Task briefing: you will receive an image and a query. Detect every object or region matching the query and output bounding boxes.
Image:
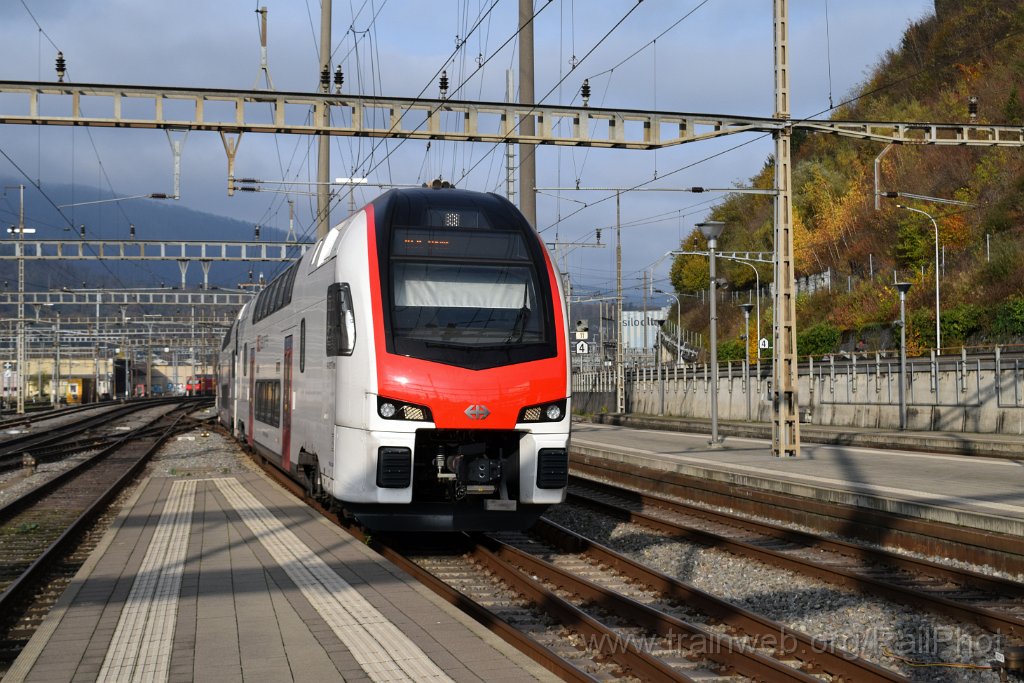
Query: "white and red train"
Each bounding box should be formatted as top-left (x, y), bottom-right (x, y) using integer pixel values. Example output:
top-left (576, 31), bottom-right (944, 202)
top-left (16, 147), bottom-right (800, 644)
top-left (217, 187), bottom-right (571, 531)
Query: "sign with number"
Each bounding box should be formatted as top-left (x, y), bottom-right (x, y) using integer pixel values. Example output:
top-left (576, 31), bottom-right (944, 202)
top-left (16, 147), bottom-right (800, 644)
top-left (759, 337), bottom-right (770, 350)
top-left (575, 340), bottom-right (589, 354)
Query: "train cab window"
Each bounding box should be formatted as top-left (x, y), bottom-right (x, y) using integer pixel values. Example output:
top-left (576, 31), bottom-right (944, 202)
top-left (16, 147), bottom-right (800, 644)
top-left (326, 283), bottom-right (356, 356)
top-left (377, 190), bottom-right (557, 370)
top-left (300, 319), bottom-right (306, 372)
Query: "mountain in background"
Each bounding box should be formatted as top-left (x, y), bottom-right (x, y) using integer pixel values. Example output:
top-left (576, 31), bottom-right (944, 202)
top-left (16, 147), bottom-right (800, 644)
top-left (0, 177), bottom-right (298, 294)
top-left (669, 0), bottom-right (1024, 359)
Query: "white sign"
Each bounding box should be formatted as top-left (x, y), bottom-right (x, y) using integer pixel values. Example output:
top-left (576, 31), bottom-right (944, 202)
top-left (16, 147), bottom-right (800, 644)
top-left (759, 337), bottom-right (770, 350)
top-left (575, 340), bottom-right (589, 354)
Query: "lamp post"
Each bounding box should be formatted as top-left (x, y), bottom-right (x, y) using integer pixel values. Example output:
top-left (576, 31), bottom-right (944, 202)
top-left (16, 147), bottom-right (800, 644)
top-left (739, 302), bottom-right (754, 421)
top-left (896, 282), bottom-right (912, 430)
top-left (653, 288), bottom-right (681, 363)
top-left (897, 205), bottom-right (940, 354)
top-left (698, 220), bottom-right (726, 447)
top-left (655, 320), bottom-right (666, 415)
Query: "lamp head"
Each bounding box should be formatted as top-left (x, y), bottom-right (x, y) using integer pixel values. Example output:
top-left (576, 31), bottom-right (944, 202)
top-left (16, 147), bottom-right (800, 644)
top-left (739, 302), bottom-right (754, 315)
top-left (895, 281), bottom-right (912, 295)
top-left (697, 220), bottom-right (726, 246)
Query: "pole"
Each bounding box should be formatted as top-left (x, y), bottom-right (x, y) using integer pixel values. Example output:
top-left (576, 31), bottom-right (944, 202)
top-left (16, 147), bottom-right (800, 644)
top-left (896, 283), bottom-right (911, 430)
top-left (740, 303), bottom-right (753, 421)
top-left (657, 324), bottom-right (665, 416)
top-left (708, 243), bottom-right (720, 446)
top-left (146, 324), bottom-right (153, 397)
top-left (518, 0), bottom-right (536, 226)
top-left (94, 293), bottom-right (101, 403)
top-left (15, 184), bottom-right (25, 414)
top-left (898, 205), bottom-right (941, 354)
top-left (506, 69), bottom-right (516, 204)
top-left (934, 217), bottom-right (941, 354)
top-left (52, 313), bottom-right (60, 407)
top-left (771, 0), bottom-right (800, 457)
top-left (615, 192), bottom-right (624, 414)
top-left (315, 0), bottom-right (332, 239)
top-left (190, 306), bottom-right (196, 394)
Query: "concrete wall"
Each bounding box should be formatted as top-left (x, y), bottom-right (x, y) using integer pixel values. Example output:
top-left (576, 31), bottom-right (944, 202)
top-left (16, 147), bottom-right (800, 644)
top-left (573, 351), bottom-right (1024, 435)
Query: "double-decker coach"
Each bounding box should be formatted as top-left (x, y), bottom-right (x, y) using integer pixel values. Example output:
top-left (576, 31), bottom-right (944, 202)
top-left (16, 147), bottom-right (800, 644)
top-left (218, 186), bottom-right (571, 531)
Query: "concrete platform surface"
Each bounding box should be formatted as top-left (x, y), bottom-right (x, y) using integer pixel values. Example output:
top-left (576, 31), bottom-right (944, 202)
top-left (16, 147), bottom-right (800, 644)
top-left (3, 472), bottom-right (556, 683)
top-left (572, 421), bottom-right (1024, 537)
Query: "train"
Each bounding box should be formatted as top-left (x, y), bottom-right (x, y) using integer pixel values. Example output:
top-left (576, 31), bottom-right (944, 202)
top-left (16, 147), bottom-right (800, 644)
top-left (217, 186), bottom-right (571, 531)
top-left (185, 374), bottom-right (216, 396)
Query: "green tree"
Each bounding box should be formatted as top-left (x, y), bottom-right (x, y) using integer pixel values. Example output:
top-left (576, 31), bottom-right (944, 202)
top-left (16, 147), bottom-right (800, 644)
top-left (797, 322), bottom-right (840, 357)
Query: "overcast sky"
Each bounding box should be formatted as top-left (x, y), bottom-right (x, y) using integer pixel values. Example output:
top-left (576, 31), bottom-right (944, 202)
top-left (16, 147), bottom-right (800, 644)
top-left (0, 0), bottom-right (935, 297)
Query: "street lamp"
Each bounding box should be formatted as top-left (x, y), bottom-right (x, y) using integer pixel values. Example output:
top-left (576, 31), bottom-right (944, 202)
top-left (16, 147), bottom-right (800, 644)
top-left (697, 220), bottom-right (726, 447)
top-left (897, 205), bottom-right (940, 354)
top-left (739, 302), bottom-right (754, 422)
top-left (653, 288), bottom-right (681, 363)
top-left (895, 282), bottom-right (912, 430)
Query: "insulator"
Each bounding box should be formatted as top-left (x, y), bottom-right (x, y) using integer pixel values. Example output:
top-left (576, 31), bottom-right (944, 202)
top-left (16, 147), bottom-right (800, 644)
top-left (129, 223), bottom-right (135, 240)
top-left (79, 224), bottom-right (85, 238)
top-left (439, 70), bottom-right (449, 98)
top-left (55, 51), bottom-right (66, 83)
top-left (237, 186), bottom-right (258, 192)
top-left (237, 177), bottom-right (261, 184)
top-left (581, 78), bottom-right (591, 107)
top-left (254, 225), bottom-right (261, 240)
top-left (319, 65), bottom-right (330, 92)
top-left (334, 65), bottom-right (344, 93)
top-left (595, 228), bottom-right (601, 244)
top-left (968, 95), bottom-right (978, 120)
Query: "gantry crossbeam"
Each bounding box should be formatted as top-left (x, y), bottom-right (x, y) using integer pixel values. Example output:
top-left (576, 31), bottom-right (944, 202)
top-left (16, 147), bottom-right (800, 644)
top-left (0, 80), bottom-right (777, 150)
top-left (0, 239), bottom-right (308, 262)
top-left (0, 290), bottom-right (251, 306)
top-left (3, 81), bottom-right (1024, 149)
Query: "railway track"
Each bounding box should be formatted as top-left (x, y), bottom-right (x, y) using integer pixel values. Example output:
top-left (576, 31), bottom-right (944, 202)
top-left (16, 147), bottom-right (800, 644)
top-left (0, 401), bottom-right (206, 670)
top-left (0, 398), bottom-right (209, 472)
top-left (565, 477), bottom-right (1024, 644)
top-left (571, 452), bottom-right (1024, 576)
top-left (248, 445), bottom-right (904, 681)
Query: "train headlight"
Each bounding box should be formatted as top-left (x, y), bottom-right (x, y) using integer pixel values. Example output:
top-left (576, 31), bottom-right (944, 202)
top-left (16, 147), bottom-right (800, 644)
top-left (518, 399), bottom-right (567, 423)
top-left (377, 396), bottom-right (433, 422)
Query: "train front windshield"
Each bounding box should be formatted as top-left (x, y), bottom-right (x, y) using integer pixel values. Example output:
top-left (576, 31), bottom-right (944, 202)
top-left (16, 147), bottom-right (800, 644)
top-left (384, 202), bottom-right (558, 369)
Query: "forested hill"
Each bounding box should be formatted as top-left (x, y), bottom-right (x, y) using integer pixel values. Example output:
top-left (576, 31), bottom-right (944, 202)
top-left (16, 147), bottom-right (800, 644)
top-left (669, 0), bottom-right (1024, 358)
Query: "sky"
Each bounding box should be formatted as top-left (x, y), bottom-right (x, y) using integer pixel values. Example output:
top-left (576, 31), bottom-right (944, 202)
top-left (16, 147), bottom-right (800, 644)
top-left (0, 0), bottom-right (936, 298)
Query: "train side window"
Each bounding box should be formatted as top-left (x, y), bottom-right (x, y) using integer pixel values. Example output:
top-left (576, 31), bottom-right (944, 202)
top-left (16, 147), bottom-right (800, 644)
top-left (326, 282), bottom-right (356, 356)
top-left (300, 319), bottom-right (306, 372)
top-left (243, 344), bottom-right (248, 375)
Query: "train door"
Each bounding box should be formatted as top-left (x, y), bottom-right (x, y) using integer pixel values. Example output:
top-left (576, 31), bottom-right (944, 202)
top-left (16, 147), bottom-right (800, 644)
top-left (247, 347), bottom-right (255, 447)
top-left (282, 335), bottom-right (293, 471)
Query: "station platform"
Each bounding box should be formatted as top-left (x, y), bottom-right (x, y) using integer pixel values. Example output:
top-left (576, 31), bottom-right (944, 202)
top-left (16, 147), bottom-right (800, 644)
top-left (572, 416), bottom-right (1024, 538)
top-left (3, 472), bottom-right (555, 683)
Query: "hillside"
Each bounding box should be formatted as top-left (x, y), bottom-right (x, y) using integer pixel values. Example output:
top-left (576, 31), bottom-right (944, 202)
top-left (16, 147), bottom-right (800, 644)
top-left (669, 0), bottom-right (1024, 360)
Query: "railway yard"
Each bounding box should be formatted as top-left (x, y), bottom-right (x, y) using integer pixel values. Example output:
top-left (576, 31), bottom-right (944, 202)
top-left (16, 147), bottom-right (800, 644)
top-left (0, 399), bottom-right (1020, 682)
